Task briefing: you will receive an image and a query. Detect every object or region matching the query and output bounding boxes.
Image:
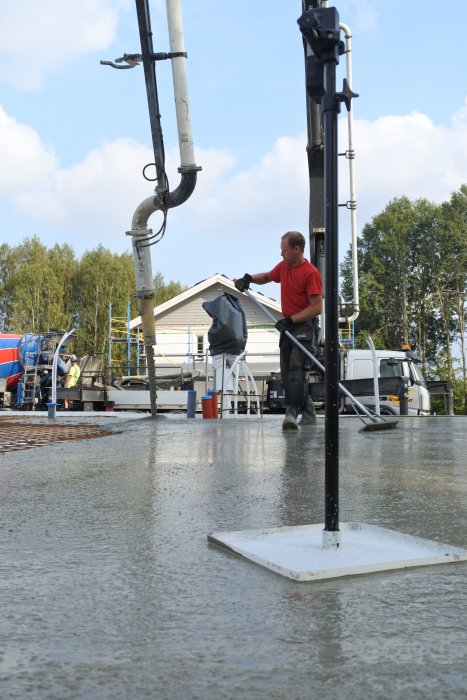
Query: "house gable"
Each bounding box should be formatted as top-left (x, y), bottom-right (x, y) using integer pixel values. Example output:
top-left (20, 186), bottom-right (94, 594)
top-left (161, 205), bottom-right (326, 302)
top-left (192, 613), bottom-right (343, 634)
top-left (130, 274), bottom-right (281, 330)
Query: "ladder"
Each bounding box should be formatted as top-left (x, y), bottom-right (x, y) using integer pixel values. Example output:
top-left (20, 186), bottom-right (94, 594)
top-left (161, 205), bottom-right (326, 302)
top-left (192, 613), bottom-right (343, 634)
top-left (18, 334), bottom-right (56, 409)
top-left (20, 366), bottom-right (39, 409)
top-left (215, 352), bottom-right (261, 417)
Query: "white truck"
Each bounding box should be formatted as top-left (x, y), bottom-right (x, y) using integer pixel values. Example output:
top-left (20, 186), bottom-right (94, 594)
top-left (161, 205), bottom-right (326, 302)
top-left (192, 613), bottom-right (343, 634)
top-left (342, 348), bottom-right (431, 416)
top-left (266, 346), bottom-right (431, 416)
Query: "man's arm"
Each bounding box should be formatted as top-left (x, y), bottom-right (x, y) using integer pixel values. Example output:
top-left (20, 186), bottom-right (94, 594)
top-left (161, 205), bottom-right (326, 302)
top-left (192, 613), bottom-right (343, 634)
top-left (233, 272), bottom-right (271, 285)
top-left (233, 272), bottom-right (271, 291)
top-left (249, 272), bottom-right (271, 285)
top-left (289, 294), bottom-right (322, 323)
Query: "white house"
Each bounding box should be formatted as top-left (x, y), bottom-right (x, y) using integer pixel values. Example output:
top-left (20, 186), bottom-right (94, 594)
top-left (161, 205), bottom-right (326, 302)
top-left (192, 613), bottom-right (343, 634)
top-left (130, 273), bottom-right (283, 380)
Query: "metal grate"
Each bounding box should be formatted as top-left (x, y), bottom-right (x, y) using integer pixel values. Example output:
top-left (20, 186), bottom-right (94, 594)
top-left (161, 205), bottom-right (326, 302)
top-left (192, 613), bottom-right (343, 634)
top-left (0, 419), bottom-right (116, 454)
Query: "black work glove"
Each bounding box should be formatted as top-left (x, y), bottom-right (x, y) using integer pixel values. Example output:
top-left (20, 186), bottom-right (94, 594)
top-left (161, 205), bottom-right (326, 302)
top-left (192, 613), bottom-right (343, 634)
top-left (235, 273), bottom-right (252, 292)
top-left (275, 317), bottom-right (294, 333)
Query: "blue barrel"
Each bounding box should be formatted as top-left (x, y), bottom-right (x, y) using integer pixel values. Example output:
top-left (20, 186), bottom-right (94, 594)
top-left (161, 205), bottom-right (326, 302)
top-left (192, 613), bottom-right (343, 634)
top-left (186, 390), bottom-right (197, 418)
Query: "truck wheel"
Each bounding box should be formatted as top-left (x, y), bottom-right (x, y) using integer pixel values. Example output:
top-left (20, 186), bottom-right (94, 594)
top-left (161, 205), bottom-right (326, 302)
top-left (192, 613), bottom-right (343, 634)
top-left (367, 404), bottom-right (398, 416)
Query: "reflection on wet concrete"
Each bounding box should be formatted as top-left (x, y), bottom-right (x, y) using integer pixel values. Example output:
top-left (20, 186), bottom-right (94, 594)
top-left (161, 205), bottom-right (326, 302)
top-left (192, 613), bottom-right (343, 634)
top-left (0, 414), bottom-right (466, 698)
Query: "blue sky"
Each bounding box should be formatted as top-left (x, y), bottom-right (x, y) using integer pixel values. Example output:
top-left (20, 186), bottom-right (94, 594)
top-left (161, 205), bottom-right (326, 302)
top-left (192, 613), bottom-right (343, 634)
top-left (1, 0), bottom-right (467, 297)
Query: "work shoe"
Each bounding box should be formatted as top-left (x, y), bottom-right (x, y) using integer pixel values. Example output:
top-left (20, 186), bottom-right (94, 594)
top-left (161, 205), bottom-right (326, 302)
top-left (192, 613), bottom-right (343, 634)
top-left (282, 406), bottom-right (299, 431)
top-left (299, 399), bottom-right (317, 426)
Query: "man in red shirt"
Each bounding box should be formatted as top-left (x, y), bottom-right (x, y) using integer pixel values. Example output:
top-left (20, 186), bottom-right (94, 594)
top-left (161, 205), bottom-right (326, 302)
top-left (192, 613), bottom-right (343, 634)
top-left (235, 231), bottom-right (322, 430)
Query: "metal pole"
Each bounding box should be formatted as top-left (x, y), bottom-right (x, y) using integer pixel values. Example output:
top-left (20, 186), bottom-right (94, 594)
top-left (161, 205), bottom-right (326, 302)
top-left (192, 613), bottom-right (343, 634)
top-left (367, 336), bottom-right (380, 416)
top-left (108, 303), bottom-right (112, 372)
top-left (339, 22), bottom-right (360, 323)
top-left (127, 301), bottom-right (131, 376)
top-left (298, 4), bottom-right (344, 547)
top-left (135, 0), bottom-right (168, 190)
top-left (51, 328), bottom-right (76, 406)
top-left (100, 0), bottom-right (201, 418)
top-left (137, 329), bottom-right (141, 375)
top-left (322, 58), bottom-right (340, 538)
top-left (187, 325), bottom-right (191, 371)
top-left (166, 0), bottom-right (197, 170)
top-left (399, 379), bottom-right (409, 415)
top-left (302, 0), bottom-right (326, 310)
top-left (446, 390), bottom-right (454, 416)
top-left (131, 0), bottom-right (201, 419)
top-left (132, 230), bottom-right (157, 417)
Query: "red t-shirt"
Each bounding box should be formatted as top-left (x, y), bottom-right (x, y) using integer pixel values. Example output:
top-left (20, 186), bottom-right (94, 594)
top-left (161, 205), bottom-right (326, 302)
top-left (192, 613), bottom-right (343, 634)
top-left (269, 259), bottom-right (322, 317)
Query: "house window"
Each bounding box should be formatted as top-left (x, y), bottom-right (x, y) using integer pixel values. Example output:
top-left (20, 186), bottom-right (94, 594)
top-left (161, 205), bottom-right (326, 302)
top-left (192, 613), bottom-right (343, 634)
top-left (197, 335), bottom-right (204, 357)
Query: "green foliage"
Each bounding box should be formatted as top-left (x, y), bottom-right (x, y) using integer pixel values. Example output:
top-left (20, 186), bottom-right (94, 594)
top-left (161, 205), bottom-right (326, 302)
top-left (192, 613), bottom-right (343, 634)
top-left (340, 188), bottom-right (467, 413)
top-left (424, 352), bottom-right (466, 415)
top-left (0, 239), bottom-right (188, 375)
top-left (73, 245), bottom-right (137, 358)
top-left (106, 271), bottom-right (187, 375)
top-left (153, 271), bottom-right (187, 305)
top-left (0, 237), bottom-right (78, 334)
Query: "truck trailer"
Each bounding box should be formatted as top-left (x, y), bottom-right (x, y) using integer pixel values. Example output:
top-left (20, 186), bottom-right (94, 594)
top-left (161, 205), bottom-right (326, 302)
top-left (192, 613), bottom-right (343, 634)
top-left (266, 346), bottom-right (431, 416)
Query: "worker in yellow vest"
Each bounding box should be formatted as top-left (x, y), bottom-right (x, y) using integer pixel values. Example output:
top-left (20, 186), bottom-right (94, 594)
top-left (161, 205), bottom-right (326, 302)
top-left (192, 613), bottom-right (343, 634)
top-left (63, 355), bottom-right (81, 410)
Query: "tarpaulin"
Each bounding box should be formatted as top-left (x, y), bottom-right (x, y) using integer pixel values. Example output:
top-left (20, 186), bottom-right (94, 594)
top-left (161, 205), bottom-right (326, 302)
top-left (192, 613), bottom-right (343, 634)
top-left (202, 294), bottom-right (248, 356)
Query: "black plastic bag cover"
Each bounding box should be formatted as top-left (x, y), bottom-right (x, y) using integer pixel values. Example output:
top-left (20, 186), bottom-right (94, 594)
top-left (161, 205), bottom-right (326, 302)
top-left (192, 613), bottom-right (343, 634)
top-left (202, 293), bottom-right (248, 356)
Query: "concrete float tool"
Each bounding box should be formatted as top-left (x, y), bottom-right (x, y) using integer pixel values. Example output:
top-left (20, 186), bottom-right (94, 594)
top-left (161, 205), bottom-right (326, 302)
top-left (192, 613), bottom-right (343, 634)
top-left (244, 289), bottom-right (398, 432)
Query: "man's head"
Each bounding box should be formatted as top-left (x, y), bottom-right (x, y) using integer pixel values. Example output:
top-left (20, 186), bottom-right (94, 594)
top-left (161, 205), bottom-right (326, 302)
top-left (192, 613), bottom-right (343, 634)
top-left (281, 231), bottom-right (306, 265)
top-left (282, 231), bottom-right (305, 251)
top-left (70, 355), bottom-right (78, 363)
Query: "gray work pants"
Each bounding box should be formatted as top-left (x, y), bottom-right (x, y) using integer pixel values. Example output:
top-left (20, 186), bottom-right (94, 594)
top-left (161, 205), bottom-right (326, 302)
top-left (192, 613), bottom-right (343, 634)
top-left (279, 319), bottom-right (318, 407)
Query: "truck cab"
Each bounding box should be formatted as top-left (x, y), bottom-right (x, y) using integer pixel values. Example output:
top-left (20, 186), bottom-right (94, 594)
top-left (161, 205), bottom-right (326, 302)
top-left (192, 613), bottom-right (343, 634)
top-left (343, 348), bottom-right (431, 416)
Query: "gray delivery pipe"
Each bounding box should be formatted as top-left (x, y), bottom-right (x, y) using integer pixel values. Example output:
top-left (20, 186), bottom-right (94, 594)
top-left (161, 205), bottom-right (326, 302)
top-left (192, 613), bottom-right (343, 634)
top-left (103, 0), bottom-right (200, 416)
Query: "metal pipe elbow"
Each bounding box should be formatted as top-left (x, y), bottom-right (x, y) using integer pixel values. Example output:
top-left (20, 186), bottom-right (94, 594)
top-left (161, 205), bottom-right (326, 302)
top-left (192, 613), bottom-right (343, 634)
top-left (131, 170), bottom-right (198, 231)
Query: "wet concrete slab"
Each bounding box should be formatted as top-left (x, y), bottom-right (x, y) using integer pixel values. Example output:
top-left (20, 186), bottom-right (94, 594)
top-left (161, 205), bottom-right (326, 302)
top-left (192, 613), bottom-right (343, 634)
top-left (0, 413), bottom-right (466, 699)
top-left (208, 521), bottom-right (467, 581)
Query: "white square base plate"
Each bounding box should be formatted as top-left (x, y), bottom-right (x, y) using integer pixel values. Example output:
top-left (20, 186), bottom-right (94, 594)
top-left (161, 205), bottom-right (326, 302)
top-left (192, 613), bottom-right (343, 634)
top-left (208, 522), bottom-right (467, 581)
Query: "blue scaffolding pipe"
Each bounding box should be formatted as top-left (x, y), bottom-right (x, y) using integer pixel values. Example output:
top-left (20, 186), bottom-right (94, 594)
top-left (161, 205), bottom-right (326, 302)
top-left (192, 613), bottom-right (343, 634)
top-left (126, 301), bottom-right (131, 376)
top-left (108, 303), bottom-right (113, 370)
top-left (187, 325), bottom-right (191, 370)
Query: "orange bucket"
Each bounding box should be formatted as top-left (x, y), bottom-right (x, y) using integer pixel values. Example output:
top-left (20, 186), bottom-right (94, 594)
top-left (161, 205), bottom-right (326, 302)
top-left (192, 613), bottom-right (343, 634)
top-left (201, 395), bottom-right (213, 419)
top-left (208, 390), bottom-right (219, 419)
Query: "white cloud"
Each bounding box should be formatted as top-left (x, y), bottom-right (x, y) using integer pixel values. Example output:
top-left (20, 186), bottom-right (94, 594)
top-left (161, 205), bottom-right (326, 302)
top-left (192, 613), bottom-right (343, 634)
top-left (14, 138), bottom-right (155, 245)
top-left (351, 102), bottom-right (467, 228)
top-left (0, 0), bottom-right (127, 90)
top-left (8, 137), bottom-right (237, 254)
top-left (0, 106), bottom-right (58, 191)
top-left (192, 135), bottom-right (309, 236)
top-left (1, 100), bottom-right (467, 285)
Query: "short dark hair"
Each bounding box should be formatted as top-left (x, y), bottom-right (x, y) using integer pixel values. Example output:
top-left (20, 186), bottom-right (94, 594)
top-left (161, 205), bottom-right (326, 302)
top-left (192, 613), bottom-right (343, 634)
top-left (282, 231), bottom-right (306, 252)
